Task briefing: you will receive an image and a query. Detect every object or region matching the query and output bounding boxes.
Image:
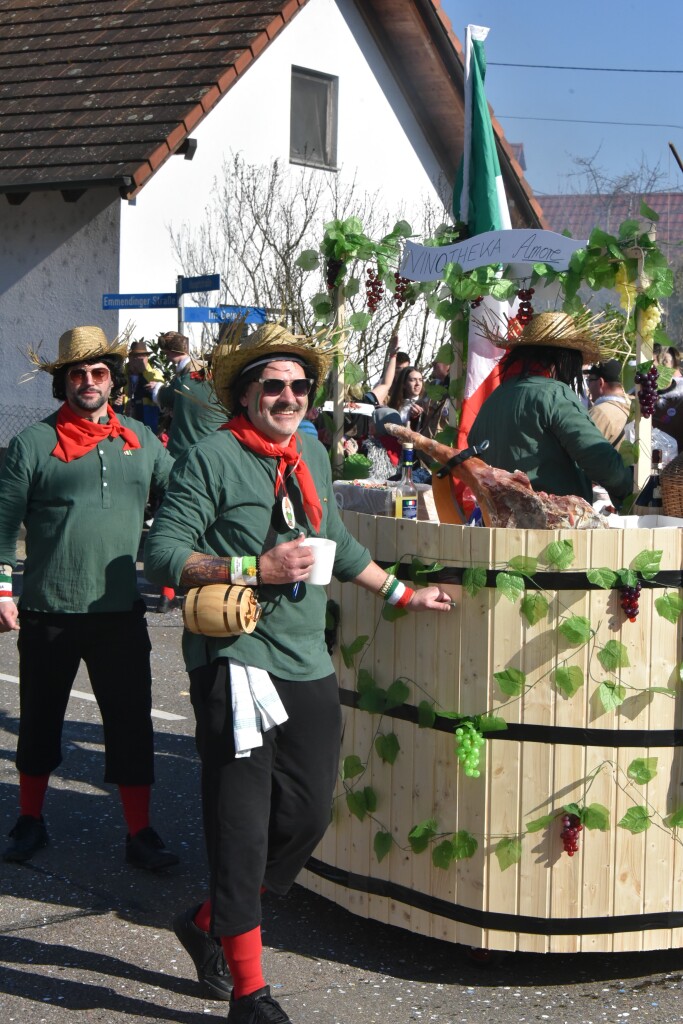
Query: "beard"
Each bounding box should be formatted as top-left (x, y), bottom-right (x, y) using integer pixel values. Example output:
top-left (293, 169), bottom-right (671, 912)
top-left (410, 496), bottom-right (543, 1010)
top-left (70, 389), bottom-right (109, 414)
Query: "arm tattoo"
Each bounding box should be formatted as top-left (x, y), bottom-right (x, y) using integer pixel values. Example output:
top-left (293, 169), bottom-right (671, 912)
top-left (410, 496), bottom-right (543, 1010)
top-left (180, 553), bottom-right (230, 586)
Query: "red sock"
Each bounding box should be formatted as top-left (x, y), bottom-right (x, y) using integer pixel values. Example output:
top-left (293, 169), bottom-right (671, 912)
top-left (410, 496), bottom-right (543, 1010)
top-left (220, 926), bottom-right (265, 999)
top-left (194, 899), bottom-right (212, 933)
top-left (161, 586), bottom-right (175, 600)
top-left (19, 772), bottom-right (50, 818)
top-left (118, 784), bottom-right (151, 836)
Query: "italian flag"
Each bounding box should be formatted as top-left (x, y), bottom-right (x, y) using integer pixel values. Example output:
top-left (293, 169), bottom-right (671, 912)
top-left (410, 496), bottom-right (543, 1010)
top-left (454, 25), bottom-right (511, 449)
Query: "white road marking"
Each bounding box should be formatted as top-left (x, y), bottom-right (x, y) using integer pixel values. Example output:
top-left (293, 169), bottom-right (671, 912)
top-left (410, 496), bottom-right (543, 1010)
top-left (0, 672), bottom-right (186, 721)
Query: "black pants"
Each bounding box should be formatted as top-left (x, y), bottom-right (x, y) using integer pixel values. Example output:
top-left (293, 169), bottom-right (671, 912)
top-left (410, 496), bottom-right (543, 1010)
top-left (16, 605), bottom-right (155, 784)
top-left (189, 660), bottom-right (341, 936)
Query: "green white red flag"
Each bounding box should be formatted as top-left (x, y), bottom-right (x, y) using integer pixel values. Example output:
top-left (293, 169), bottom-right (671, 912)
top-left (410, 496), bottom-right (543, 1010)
top-left (454, 25), bottom-right (511, 448)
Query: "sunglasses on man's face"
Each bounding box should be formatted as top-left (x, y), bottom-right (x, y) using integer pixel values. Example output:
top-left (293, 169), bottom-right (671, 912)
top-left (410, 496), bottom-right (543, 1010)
top-left (257, 377), bottom-right (314, 397)
top-left (67, 366), bottom-right (111, 384)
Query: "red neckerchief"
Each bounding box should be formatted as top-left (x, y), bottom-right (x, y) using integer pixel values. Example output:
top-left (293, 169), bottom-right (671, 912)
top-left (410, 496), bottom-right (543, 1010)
top-left (222, 414), bottom-right (323, 533)
top-left (52, 403), bottom-right (142, 463)
top-left (501, 362), bottom-right (553, 382)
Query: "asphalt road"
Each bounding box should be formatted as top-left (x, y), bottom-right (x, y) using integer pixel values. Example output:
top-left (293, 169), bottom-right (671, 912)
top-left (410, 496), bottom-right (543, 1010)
top-left (3, 561), bottom-right (683, 1023)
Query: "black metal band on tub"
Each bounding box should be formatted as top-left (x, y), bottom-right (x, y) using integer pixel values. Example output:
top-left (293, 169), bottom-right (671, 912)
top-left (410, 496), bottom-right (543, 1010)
top-left (375, 561), bottom-right (683, 590)
top-left (305, 857), bottom-right (683, 935)
top-left (338, 688), bottom-right (683, 747)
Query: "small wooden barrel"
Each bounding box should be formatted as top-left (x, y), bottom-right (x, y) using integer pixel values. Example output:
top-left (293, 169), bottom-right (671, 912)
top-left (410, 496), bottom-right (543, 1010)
top-left (182, 584), bottom-right (262, 637)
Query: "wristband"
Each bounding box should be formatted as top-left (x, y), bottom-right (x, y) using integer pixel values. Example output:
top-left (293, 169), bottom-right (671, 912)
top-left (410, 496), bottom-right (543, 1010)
top-left (385, 580), bottom-right (415, 607)
top-left (230, 555), bottom-right (259, 587)
top-left (0, 596), bottom-right (14, 603)
top-left (0, 566), bottom-right (11, 600)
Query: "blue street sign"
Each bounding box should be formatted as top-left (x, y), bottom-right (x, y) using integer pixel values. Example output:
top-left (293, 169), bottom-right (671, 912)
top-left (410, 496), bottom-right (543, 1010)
top-left (180, 273), bottom-right (221, 294)
top-left (102, 293), bottom-right (177, 310)
top-left (182, 305), bottom-right (268, 324)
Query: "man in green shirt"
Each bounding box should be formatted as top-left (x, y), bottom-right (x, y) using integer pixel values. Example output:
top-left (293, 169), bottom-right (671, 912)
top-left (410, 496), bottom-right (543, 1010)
top-left (145, 323), bottom-right (453, 1024)
top-left (0, 326), bottom-right (178, 872)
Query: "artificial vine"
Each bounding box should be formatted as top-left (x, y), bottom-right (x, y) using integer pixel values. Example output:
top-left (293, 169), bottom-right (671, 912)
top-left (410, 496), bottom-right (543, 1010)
top-left (336, 540), bottom-right (683, 872)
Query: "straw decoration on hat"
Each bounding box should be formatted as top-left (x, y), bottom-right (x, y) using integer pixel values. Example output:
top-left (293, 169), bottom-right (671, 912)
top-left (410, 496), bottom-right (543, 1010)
top-left (26, 324), bottom-right (132, 377)
top-left (473, 308), bottom-right (626, 365)
top-left (211, 320), bottom-right (339, 413)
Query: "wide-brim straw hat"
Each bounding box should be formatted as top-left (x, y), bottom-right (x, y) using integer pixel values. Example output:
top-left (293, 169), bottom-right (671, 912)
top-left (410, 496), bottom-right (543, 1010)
top-left (212, 322), bottom-right (338, 412)
top-left (475, 309), bottom-right (620, 365)
top-left (28, 325), bottom-right (129, 375)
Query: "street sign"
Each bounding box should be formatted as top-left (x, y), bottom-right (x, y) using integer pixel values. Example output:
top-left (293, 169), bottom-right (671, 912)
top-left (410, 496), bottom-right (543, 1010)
top-left (102, 293), bottom-right (177, 310)
top-left (179, 273), bottom-right (221, 294)
top-left (182, 305), bottom-right (268, 324)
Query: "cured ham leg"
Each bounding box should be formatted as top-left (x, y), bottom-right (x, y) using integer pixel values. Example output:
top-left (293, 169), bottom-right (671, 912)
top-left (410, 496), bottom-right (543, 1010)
top-left (384, 423), bottom-right (607, 530)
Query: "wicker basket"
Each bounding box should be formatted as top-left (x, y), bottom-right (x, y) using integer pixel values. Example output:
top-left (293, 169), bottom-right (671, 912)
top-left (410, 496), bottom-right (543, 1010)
top-left (661, 452), bottom-right (683, 518)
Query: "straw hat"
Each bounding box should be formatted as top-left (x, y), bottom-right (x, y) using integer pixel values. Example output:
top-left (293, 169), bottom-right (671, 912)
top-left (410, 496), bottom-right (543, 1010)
top-left (475, 309), bottom-right (620, 364)
top-left (28, 326), bottom-right (129, 375)
top-left (212, 322), bottom-right (337, 412)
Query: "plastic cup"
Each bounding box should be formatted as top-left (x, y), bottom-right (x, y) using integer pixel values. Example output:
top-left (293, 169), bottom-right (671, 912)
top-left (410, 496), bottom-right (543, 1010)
top-left (304, 538), bottom-right (337, 585)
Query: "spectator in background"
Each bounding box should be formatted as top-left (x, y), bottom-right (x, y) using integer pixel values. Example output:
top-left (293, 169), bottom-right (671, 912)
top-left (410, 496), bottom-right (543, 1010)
top-left (122, 340), bottom-right (165, 433)
top-left (149, 332), bottom-right (225, 613)
top-left (387, 365), bottom-right (425, 428)
top-left (363, 335), bottom-right (410, 408)
top-left (584, 359), bottom-right (632, 448)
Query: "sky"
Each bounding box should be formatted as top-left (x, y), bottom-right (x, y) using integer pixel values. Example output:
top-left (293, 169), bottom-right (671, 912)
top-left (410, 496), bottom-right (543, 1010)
top-left (440, 0), bottom-right (683, 197)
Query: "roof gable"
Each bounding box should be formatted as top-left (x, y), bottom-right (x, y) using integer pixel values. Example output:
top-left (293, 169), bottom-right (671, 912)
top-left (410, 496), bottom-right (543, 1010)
top-left (0, 0), bottom-right (543, 227)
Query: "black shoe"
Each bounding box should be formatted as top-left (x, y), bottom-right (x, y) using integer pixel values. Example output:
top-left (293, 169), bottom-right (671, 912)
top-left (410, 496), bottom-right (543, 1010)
top-left (125, 827), bottom-right (179, 871)
top-left (227, 986), bottom-right (291, 1023)
top-left (156, 595), bottom-right (174, 614)
top-left (3, 814), bottom-right (49, 863)
top-left (173, 904), bottom-right (232, 1001)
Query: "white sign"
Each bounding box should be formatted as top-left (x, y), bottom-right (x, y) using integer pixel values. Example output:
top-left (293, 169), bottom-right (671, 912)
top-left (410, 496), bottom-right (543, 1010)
top-left (399, 230), bottom-right (587, 282)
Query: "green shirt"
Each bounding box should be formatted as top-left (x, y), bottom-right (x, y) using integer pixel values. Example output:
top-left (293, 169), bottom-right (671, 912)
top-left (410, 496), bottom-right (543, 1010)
top-left (145, 429), bottom-right (372, 679)
top-left (158, 365), bottom-right (225, 458)
top-left (469, 376), bottom-right (633, 502)
top-left (0, 410), bottom-right (174, 613)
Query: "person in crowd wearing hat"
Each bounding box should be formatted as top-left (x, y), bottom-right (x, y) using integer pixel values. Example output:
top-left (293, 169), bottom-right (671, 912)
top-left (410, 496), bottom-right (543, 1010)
top-left (144, 323), bottom-right (453, 1023)
top-left (149, 331), bottom-right (225, 612)
top-left (150, 331), bottom-right (225, 459)
top-left (0, 326), bottom-right (179, 871)
top-left (119, 339), bottom-right (165, 433)
top-left (468, 311), bottom-right (633, 504)
top-left (584, 359), bottom-right (633, 448)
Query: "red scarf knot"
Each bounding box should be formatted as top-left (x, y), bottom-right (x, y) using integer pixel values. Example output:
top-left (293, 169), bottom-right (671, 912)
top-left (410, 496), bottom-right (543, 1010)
top-left (52, 403), bottom-right (142, 462)
top-left (222, 414), bottom-right (323, 533)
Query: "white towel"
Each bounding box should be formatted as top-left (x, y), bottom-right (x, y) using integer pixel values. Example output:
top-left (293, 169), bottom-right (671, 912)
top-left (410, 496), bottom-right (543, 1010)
top-left (229, 658), bottom-right (289, 758)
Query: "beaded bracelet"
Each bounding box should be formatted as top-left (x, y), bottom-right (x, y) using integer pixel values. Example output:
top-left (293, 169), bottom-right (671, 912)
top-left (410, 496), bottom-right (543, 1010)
top-left (378, 573), bottom-right (397, 599)
top-left (230, 555), bottom-right (259, 587)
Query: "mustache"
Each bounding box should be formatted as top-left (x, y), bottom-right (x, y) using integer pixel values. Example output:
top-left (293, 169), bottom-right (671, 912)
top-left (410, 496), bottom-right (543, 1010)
top-left (271, 403), bottom-right (300, 414)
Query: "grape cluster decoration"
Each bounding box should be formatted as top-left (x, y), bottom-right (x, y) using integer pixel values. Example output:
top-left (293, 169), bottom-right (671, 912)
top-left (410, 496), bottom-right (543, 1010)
top-left (365, 267), bottom-right (385, 312)
top-left (561, 813), bottom-right (583, 857)
top-left (619, 581), bottom-right (642, 623)
top-left (516, 287), bottom-right (535, 325)
top-left (393, 272), bottom-right (411, 309)
top-left (455, 721), bottom-right (485, 778)
top-left (634, 364), bottom-right (659, 418)
top-left (326, 257), bottom-right (344, 290)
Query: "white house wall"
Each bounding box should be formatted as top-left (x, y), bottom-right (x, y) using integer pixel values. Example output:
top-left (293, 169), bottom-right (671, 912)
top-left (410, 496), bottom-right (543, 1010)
top-left (118, 0), bottom-right (448, 341)
top-left (0, 190), bottom-right (120, 434)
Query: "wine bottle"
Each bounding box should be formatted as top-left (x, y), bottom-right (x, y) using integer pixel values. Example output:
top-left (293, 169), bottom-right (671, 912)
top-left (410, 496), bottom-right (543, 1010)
top-left (634, 448), bottom-right (663, 510)
top-left (394, 442), bottom-right (418, 519)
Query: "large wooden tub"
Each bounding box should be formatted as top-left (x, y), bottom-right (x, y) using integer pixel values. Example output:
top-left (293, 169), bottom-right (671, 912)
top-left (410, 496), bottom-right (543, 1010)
top-left (301, 512), bottom-right (683, 954)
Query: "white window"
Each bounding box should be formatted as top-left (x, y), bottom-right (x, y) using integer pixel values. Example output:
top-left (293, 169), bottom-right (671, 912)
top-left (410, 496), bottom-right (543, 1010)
top-left (290, 67), bottom-right (338, 170)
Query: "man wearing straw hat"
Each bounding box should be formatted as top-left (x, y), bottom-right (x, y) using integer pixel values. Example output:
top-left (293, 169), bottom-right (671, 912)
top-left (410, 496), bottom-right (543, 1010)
top-left (0, 326), bottom-right (179, 872)
top-left (152, 330), bottom-right (225, 459)
top-left (468, 310), bottom-right (633, 505)
top-left (145, 322), bottom-right (452, 1023)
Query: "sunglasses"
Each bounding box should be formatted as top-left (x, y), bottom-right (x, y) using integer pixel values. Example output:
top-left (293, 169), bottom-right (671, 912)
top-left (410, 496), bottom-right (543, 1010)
top-left (257, 377), bottom-right (314, 397)
top-left (67, 366), bottom-right (111, 384)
